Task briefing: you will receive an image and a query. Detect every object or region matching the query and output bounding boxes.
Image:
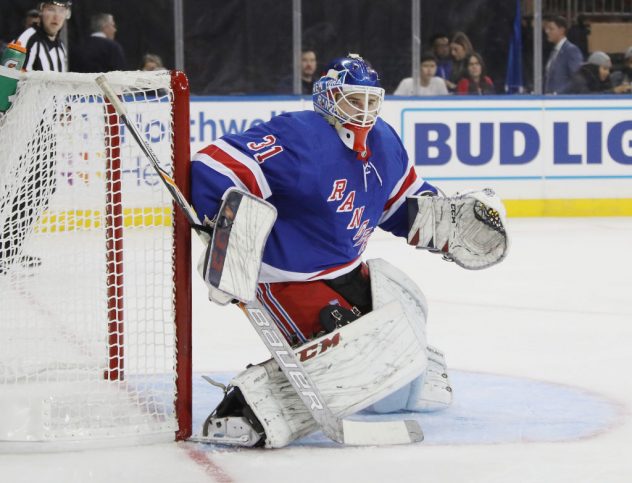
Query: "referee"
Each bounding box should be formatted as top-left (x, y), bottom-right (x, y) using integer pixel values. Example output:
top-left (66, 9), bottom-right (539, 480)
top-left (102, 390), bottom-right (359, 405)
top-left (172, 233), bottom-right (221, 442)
top-left (0, 1), bottom-right (71, 273)
top-left (16, 1), bottom-right (71, 72)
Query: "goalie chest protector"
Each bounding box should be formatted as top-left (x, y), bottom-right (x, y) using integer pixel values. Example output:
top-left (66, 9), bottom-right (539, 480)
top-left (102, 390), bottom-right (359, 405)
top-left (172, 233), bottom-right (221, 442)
top-left (191, 110), bottom-right (436, 282)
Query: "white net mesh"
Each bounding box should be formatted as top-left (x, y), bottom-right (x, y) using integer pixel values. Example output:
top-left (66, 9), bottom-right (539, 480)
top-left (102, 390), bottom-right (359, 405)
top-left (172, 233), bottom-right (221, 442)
top-left (0, 71), bottom-right (184, 448)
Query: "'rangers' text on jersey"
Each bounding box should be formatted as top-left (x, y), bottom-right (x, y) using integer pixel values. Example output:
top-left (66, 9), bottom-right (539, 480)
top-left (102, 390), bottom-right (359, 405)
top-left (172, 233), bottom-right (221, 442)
top-left (191, 110), bottom-right (437, 283)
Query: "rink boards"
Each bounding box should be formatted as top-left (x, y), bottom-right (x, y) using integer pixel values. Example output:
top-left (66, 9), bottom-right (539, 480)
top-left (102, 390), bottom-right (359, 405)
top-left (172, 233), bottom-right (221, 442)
top-left (188, 95), bottom-right (632, 217)
top-left (45, 95), bottom-right (632, 220)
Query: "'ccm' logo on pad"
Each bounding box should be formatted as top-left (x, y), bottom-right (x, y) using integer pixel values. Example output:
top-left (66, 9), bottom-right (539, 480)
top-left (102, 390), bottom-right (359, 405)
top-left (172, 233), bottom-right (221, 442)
top-left (297, 333), bottom-right (341, 362)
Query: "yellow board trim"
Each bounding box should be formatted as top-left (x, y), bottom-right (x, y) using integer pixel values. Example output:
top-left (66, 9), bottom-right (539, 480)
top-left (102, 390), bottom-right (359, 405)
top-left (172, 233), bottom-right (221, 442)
top-left (505, 199), bottom-right (632, 217)
top-left (36, 207), bottom-right (173, 233)
top-left (32, 199), bottom-right (632, 232)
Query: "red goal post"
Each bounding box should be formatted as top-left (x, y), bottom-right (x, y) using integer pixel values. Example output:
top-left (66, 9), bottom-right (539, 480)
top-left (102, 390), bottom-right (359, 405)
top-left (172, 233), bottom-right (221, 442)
top-left (0, 70), bottom-right (192, 450)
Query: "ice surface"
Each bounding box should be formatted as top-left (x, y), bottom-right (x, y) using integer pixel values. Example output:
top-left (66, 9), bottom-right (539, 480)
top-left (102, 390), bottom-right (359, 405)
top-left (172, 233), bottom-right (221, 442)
top-left (1, 218), bottom-right (631, 483)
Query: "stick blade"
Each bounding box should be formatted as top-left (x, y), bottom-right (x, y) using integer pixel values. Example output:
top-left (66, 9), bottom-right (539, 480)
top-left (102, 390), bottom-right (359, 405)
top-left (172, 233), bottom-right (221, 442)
top-left (341, 419), bottom-right (423, 446)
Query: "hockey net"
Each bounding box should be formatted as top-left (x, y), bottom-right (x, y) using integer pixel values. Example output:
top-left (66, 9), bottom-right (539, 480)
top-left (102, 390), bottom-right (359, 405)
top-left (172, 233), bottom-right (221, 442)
top-left (0, 70), bottom-right (191, 450)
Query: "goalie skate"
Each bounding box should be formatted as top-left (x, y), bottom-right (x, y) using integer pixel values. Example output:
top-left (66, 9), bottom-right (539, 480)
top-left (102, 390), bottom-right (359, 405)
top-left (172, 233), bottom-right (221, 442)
top-left (192, 416), bottom-right (263, 447)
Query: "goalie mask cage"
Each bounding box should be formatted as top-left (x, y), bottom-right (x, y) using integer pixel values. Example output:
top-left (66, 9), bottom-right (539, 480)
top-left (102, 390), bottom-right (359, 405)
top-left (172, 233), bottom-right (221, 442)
top-left (0, 70), bottom-right (191, 451)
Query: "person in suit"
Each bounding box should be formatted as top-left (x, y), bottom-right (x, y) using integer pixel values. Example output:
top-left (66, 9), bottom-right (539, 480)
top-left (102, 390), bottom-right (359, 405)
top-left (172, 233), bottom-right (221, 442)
top-left (543, 15), bottom-right (583, 94)
top-left (70, 13), bottom-right (126, 73)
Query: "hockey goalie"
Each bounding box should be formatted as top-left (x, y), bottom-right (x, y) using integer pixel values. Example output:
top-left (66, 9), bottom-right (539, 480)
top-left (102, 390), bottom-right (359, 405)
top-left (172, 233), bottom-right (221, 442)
top-left (190, 54), bottom-right (509, 448)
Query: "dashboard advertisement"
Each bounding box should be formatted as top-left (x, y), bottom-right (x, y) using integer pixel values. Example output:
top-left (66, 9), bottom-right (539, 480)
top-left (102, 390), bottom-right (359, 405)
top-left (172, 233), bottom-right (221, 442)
top-left (189, 96), bottom-right (632, 215)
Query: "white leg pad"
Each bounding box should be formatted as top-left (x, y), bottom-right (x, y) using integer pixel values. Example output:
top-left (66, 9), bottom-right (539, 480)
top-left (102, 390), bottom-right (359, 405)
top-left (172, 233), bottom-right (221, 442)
top-left (368, 258), bottom-right (428, 325)
top-left (229, 258), bottom-right (450, 447)
top-left (231, 299), bottom-right (428, 448)
top-left (366, 260), bottom-right (452, 413)
top-left (365, 345), bottom-right (452, 413)
top-left (408, 345), bottom-right (452, 412)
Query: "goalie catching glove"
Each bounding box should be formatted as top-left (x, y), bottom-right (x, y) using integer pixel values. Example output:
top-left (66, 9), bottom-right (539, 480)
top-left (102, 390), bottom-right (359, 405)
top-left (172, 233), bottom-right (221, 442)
top-left (407, 188), bottom-right (509, 270)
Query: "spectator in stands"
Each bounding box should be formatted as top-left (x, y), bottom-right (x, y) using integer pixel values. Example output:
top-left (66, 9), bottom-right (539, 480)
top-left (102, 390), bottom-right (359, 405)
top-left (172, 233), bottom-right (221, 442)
top-left (70, 13), bottom-right (126, 73)
top-left (543, 15), bottom-right (583, 94)
top-left (16, 0), bottom-right (70, 72)
top-left (446, 32), bottom-right (473, 91)
top-left (300, 49), bottom-right (318, 93)
top-left (140, 53), bottom-right (165, 71)
top-left (610, 46), bottom-right (632, 93)
top-left (138, 54), bottom-right (168, 98)
top-left (429, 33), bottom-right (452, 81)
top-left (562, 51), bottom-right (630, 94)
top-left (24, 9), bottom-right (41, 29)
top-left (276, 49), bottom-right (318, 94)
top-left (456, 52), bottom-right (495, 95)
top-left (393, 53), bottom-right (449, 96)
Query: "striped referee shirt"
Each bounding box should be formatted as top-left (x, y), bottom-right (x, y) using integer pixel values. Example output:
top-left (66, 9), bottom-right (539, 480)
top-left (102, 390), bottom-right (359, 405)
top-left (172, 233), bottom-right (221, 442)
top-left (16, 27), bottom-right (67, 72)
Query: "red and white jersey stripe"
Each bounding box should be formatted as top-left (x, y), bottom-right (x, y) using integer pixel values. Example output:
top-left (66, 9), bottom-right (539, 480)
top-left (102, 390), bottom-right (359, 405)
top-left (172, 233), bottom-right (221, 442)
top-left (193, 139), bottom-right (272, 199)
top-left (190, 111), bottom-right (438, 285)
top-left (379, 164), bottom-right (425, 225)
top-left (259, 257), bottom-right (362, 283)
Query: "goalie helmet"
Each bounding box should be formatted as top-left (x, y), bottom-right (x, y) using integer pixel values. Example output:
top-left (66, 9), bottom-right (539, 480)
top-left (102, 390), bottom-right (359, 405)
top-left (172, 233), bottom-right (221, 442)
top-left (313, 54), bottom-right (385, 155)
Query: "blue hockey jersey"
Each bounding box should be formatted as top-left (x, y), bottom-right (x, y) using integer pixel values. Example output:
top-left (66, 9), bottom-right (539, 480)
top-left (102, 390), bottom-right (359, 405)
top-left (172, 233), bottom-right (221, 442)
top-left (191, 110), bottom-right (437, 283)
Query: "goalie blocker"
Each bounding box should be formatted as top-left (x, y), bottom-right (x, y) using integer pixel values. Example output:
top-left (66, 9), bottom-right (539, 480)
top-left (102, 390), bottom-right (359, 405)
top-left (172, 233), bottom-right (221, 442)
top-left (198, 188), bottom-right (277, 305)
top-left (407, 188), bottom-right (509, 270)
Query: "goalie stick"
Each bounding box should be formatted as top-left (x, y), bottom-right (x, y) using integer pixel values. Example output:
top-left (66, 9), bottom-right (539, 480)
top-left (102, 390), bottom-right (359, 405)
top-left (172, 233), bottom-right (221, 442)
top-left (95, 75), bottom-right (205, 237)
top-left (95, 74), bottom-right (423, 446)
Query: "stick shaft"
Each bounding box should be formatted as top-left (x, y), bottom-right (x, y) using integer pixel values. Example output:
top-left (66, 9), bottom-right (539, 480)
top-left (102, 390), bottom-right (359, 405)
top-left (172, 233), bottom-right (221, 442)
top-left (96, 75), bottom-right (202, 229)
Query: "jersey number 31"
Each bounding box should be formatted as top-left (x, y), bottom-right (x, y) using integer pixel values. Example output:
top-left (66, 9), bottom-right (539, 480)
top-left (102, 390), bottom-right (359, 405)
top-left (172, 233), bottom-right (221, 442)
top-left (247, 135), bottom-right (284, 164)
